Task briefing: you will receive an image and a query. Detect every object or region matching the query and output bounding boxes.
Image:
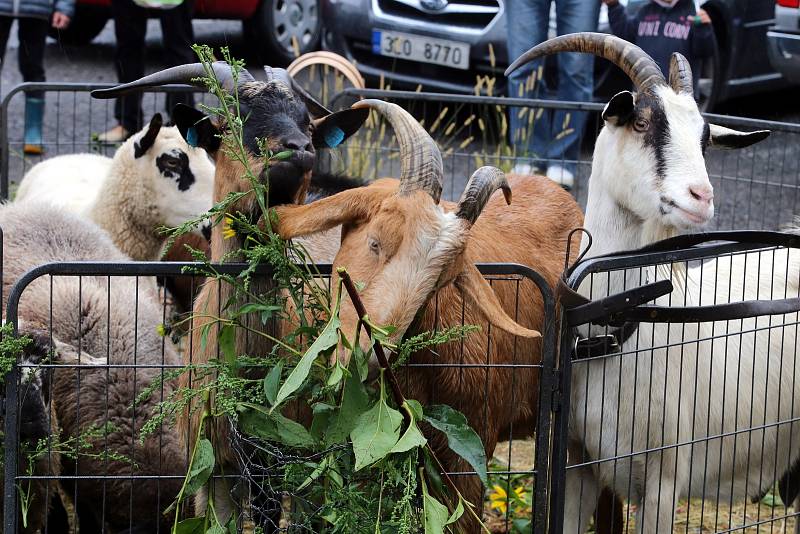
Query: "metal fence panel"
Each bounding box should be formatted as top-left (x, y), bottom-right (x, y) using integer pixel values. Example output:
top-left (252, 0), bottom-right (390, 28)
top-left (3, 84), bottom-right (800, 232)
top-left (2, 261), bottom-right (556, 533)
top-left (556, 232), bottom-right (800, 534)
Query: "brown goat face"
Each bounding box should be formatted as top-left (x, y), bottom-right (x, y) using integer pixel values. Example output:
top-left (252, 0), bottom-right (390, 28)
top-left (329, 188), bottom-right (471, 371)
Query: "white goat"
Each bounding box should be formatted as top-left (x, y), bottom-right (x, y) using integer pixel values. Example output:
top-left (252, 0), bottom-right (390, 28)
top-left (507, 33), bottom-right (795, 534)
top-left (15, 113), bottom-right (214, 260)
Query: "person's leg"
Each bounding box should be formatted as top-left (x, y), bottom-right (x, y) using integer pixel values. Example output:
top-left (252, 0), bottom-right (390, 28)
top-left (506, 0), bottom-right (551, 171)
top-left (546, 0), bottom-right (599, 181)
top-left (160, 0), bottom-right (195, 118)
top-left (111, 0), bottom-right (148, 134)
top-left (18, 17), bottom-right (49, 153)
top-left (0, 16), bottom-right (14, 67)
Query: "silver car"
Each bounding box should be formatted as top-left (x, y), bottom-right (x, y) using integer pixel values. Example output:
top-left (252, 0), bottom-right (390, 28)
top-left (768, 1), bottom-right (800, 84)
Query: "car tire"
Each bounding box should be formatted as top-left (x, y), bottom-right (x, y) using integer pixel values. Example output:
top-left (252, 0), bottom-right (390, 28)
top-left (243, 0), bottom-right (322, 67)
top-left (48, 4), bottom-right (109, 45)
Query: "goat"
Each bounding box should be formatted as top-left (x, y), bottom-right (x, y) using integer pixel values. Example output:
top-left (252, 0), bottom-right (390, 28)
top-left (91, 61), bottom-right (372, 527)
top-left (15, 113), bottom-right (215, 261)
top-left (272, 99), bottom-right (582, 529)
top-left (507, 33), bottom-right (782, 533)
top-left (0, 202), bottom-right (186, 532)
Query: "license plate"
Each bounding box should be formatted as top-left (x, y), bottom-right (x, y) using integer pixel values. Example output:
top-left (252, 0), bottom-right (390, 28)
top-left (372, 30), bottom-right (470, 70)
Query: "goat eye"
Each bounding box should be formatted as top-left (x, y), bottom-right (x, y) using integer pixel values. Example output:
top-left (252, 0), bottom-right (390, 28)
top-left (633, 119), bottom-right (649, 132)
top-left (368, 238), bottom-right (380, 254)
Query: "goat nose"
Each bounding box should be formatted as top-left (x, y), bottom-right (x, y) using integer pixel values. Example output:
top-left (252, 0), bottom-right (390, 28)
top-left (281, 137), bottom-right (312, 152)
top-left (689, 185), bottom-right (714, 204)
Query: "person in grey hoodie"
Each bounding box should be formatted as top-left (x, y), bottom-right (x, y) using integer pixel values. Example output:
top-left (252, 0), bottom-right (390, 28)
top-left (0, 0), bottom-right (74, 155)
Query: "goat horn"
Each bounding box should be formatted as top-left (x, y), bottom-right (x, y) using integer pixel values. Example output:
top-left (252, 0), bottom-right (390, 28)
top-left (91, 62), bottom-right (255, 98)
top-left (669, 53), bottom-right (694, 95)
top-left (456, 166), bottom-right (511, 225)
top-left (506, 32), bottom-right (666, 94)
top-left (352, 99), bottom-right (443, 203)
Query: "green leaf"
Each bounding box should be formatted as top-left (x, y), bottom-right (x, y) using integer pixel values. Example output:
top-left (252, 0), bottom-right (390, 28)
top-left (327, 361), bottom-right (345, 387)
top-left (296, 455), bottom-right (328, 491)
top-left (273, 315), bottom-right (340, 409)
top-left (422, 482), bottom-right (450, 534)
top-left (173, 517), bottom-right (205, 534)
top-left (424, 404), bottom-right (488, 486)
top-left (761, 489), bottom-right (785, 508)
top-left (389, 419), bottom-right (427, 454)
top-left (350, 395), bottom-right (403, 470)
top-left (447, 497), bottom-right (465, 525)
top-left (272, 149), bottom-right (294, 161)
top-left (310, 403), bottom-right (334, 440)
top-left (238, 404), bottom-right (314, 449)
top-left (206, 524), bottom-right (226, 534)
top-left (184, 439), bottom-right (215, 497)
top-left (218, 324), bottom-right (236, 364)
top-left (263, 360), bottom-right (283, 406)
top-left (325, 364), bottom-right (369, 445)
top-left (405, 399), bottom-right (424, 421)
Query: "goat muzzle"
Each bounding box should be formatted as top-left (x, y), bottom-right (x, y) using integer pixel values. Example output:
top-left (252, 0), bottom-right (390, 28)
top-left (505, 32), bottom-right (667, 95)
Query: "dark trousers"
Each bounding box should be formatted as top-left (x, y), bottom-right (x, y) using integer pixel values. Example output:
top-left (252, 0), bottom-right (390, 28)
top-left (111, 0), bottom-right (196, 132)
top-left (0, 16), bottom-right (48, 99)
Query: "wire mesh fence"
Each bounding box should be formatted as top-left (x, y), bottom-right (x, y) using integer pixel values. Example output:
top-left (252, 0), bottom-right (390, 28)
top-left (556, 231), bottom-right (800, 534)
top-left (3, 84), bottom-right (800, 233)
top-left (1, 261), bottom-right (555, 534)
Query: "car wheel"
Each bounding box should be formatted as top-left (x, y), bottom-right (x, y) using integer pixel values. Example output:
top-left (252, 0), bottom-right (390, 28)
top-left (244, 0), bottom-right (322, 66)
top-left (696, 26), bottom-right (722, 112)
top-left (48, 4), bottom-right (108, 45)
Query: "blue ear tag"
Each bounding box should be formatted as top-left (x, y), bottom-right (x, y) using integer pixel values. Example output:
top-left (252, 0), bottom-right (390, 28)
top-left (186, 126), bottom-right (199, 147)
top-left (324, 126), bottom-right (345, 148)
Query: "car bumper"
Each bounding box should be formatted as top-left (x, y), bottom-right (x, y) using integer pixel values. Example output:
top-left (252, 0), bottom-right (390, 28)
top-left (321, 0), bottom-right (508, 93)
top-left (767, 30), bottom-right (800, 85)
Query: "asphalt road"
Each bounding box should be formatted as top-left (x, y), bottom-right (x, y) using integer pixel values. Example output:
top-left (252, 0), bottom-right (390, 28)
top-left (1, 19), bottom-right (799, 232)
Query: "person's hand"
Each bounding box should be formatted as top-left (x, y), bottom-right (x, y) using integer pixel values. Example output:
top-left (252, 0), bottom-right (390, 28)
top-left (52, 11), bottom-right (70, 30)
top-left (696, 8), bottom-right (711, 25)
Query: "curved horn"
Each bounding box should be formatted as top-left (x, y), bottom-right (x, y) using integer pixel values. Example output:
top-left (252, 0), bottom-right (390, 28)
top-left (352, 99), bottom-right (443, 203)
top-left (669, 53), bottom-right (694, 95)
top-left (91, 62), bottom-right (255, 99)
top-left (506, 32), bottom-right (666, 94)
top-left (455, 166), bottom-right (511, 225)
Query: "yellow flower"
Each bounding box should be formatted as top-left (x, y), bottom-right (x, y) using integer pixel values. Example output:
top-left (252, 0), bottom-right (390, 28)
top-left (489, 484), bottom-right (508, 515)
top-left (222, 215), bottom-right (236, 240)
top-left (514, 486), bottom-right (527, 499)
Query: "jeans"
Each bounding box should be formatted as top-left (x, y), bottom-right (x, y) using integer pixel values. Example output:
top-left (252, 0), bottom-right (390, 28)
top-left (506, 0), bottom-right (599, 173)
top-left (111, 0), bottom-right (196, 132)
top-left (0, 16), bottom-right (48, 99)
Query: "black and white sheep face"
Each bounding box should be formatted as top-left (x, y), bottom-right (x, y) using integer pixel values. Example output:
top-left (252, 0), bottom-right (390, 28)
top-left (130, 116), bottom-right (215, 232)
top-left (597, 86), bottom-right (767, 232)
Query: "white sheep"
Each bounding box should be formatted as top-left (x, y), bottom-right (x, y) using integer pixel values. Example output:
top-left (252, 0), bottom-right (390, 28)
top-left (507, 33), bottom-right (796, 534)
top-left (15, 113), bottom-right (214, 260)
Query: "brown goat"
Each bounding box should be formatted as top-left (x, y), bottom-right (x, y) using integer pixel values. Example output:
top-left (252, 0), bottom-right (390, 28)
top-left (270, 99), bottom-right (582, 530)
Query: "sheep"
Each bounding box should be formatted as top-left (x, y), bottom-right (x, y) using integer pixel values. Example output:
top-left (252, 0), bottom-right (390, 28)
top-left (0, 201), bottom-right (186, 532)
top-left (506, 33), bottom-right (786, 533)
top-left (14, 112), bottom-right (215, 261)
top-left (90, 61), bottom-right (373, 527)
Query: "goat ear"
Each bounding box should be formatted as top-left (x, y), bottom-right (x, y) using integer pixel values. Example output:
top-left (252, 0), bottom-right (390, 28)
top-left (602, 91), bottom-right (635, 126)
top-left (272, 184), bottom-right (389, 238)
top-left (312, 108), bottom-right (369, 149)
top-left (134, 113), bottom-right (163, 158)
top-left (172, 103), bottom-right (222, 153)
top-left (709, 123), bottom-right (770, 150)
top-left (455, 262), bottom-right (541, 339)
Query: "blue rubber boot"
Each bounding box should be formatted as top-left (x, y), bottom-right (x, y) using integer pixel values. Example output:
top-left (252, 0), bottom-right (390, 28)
top-left (24, 97), bottom-right (45, 155)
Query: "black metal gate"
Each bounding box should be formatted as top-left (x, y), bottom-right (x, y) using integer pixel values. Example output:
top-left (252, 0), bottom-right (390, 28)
top-left (1, 261), bottom-right (557, 533)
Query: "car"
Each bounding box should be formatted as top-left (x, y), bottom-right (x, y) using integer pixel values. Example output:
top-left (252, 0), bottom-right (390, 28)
top-left (51, 0), bottom-right (321, 65)
top-left (767, 0), bottom-right (800, 84)
top-left (322, 0), bottom-right (787, 110)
